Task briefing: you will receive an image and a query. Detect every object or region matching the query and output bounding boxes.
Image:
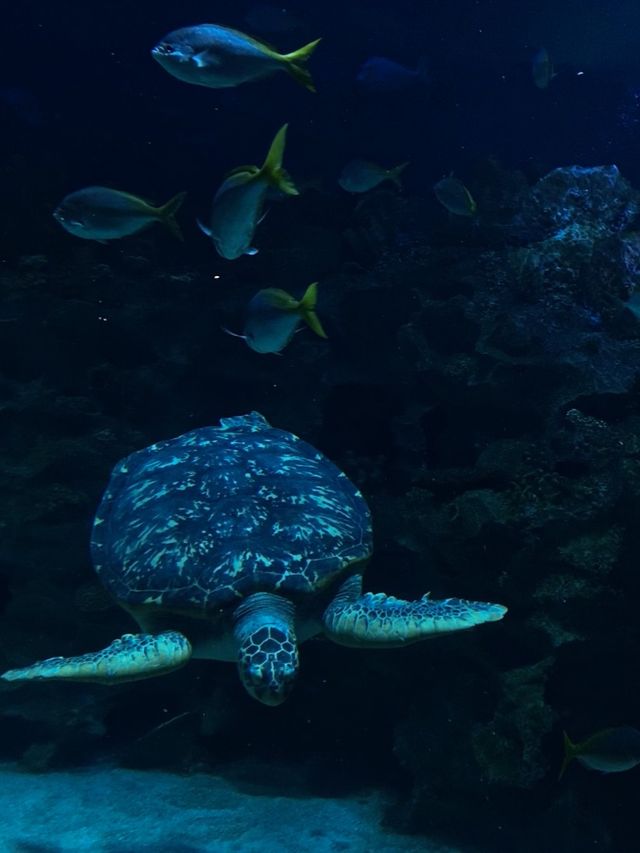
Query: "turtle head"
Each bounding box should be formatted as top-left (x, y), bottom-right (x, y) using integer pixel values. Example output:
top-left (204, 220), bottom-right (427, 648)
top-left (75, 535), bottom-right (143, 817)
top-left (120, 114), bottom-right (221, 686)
top-left (233, 593), bottom-right (299, 706)
top-left (237, 624), bottom-right (299, 705)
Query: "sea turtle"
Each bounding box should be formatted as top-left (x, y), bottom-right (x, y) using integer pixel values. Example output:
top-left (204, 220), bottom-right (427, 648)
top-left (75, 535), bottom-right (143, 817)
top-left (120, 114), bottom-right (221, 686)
top-left (1, 412), bottom-right (507, 705)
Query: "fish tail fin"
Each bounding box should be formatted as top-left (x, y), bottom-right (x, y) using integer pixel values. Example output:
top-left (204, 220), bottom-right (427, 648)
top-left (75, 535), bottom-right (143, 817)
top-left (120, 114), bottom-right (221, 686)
top-left (389, 161), bottom-right (410, 190)
top-left (282, 38), bottom-right (322, 92)
top-left (158, 191), bottom-right (187, 241)
top-left (558, 731), bottom-right (577, 781)
top-left (297, 282), bottom-right (327, 339)
top-left (261, 124), bottom-right (299, 196)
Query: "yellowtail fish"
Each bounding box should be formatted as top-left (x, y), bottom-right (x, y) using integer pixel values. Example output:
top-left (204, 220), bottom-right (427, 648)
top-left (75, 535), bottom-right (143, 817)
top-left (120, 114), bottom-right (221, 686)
top-left (226, 282), bottom-right (327, 354)
top-left (433, 176), bottom-right (477, 217)
top-left (152, 24), bottom-right (321, 92)
top-left (53, 187), bottom-right (186, 242)
top-left (532, 48), bottom-right (556, 90)
top-left (198, 124), bottom-right (298, 260)
top-left (338, 159), bottom-right (409, 193)
top-left (559, 727), bottom-right (640, 779)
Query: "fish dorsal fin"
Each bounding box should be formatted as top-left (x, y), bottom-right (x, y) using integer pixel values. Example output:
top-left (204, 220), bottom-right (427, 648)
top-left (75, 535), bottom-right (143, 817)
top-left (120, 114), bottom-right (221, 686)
top-left (112, 190), bottom-right (156, 210)
top-left (215, 24), bottom-right (282, 56)
top-left (260, 288), bottom-right (299, 311)
top-left (223, 164), bottom-right (261, 181)
top-left (260, 124), bottom-right (299, 195)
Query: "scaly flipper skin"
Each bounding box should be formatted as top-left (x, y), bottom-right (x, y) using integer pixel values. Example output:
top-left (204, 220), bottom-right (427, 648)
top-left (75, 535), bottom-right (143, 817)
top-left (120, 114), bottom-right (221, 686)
top-left (323, 575), bottom-right (507, 647)
top-left (1, 631), bottom-right (192, 684)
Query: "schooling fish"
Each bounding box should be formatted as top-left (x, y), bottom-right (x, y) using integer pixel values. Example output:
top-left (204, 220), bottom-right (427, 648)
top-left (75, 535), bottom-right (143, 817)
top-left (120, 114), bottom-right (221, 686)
top-left (532, 48), bottom-right (556, 90)
top-left (198, 124), bottom-right (298, 260)
top-left (559, 727), bottom-right (640, 779)
top-left (53, 187), bottom-right (186, 242)
top-left (356, 56), bottom-right (428, 92)
top-left (152, 24), bottom-right (321, 92)
top-left (338, 159), bottom-right (409, 193)
top-left (230, 282), bottom-right (327, 354)
top-left (433, 176), bottom-right (477, 217)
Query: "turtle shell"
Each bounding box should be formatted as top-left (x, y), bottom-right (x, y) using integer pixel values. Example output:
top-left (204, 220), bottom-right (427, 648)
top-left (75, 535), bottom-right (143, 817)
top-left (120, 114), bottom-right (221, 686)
top-left (91, 412), bottom-right (373, 612)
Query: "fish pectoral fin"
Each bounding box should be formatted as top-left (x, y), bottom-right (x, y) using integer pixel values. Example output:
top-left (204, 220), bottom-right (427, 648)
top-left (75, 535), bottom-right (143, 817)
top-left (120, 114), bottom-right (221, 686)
top-left (196, 219), bottom-right (213, 238)
top-left (244, 247), bottom-right (259, 256)
top-left (221, 326), bottom-right (247, 341)
top-left (223, 165), bottom-right (261, 181)
top-left (192, 50), bottom-right (220, 68)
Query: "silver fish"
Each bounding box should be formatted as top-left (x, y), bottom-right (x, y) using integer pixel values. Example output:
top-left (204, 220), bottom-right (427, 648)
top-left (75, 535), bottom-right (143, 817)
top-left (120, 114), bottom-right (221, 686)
top-left (198, 124), bottom-right (298, 260)
top-left (231, 282), bottom-right (327, 354)
top-left (338, 159), bottom-right (409, 193)
top-left (53, 187), bottom-right (186, 242)
top-left (433, 176), bottom-right (477, 217)
top-left (560, 727), bottom-right (640, 778)
top-left (152, 24), bottom-right (320, 91)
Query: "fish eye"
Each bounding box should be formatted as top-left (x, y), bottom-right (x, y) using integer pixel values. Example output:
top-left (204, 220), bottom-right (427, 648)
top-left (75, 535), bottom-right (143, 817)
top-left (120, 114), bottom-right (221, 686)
top-left (156, 43), bottom-right (175, 55)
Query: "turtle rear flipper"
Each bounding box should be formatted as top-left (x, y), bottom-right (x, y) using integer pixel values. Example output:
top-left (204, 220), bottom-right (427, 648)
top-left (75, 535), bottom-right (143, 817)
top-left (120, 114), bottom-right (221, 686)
top-left (1, 631), bottom-right (191, 684)
top-left (323, 575), bottom-right (507, 647)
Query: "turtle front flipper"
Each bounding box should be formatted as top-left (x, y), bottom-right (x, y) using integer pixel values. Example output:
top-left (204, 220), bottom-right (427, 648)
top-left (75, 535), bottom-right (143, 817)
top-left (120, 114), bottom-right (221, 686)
top-left (1, 631), bottom-right (192, 684)
top-left (323, 575), bottom-right (507, 647)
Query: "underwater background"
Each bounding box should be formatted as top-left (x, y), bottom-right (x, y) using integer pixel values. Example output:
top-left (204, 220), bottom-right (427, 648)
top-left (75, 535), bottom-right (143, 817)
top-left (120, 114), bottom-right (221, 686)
top-left (3, 0), bottom-right (640, 850)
